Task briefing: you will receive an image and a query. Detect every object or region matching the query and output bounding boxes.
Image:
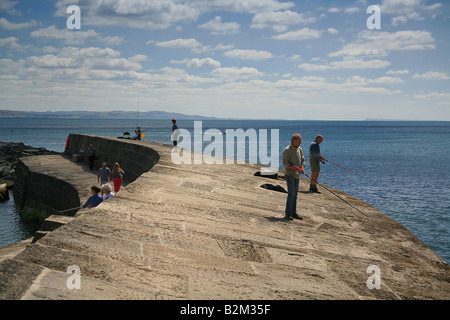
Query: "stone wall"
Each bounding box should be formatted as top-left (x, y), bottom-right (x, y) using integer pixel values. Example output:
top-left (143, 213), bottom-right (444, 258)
top-left (12, 134), bottom-right (160, 221)
top-left (13, 159), bottom-right (80, 220)
top-left (64, 134), bottom-right (160, 183)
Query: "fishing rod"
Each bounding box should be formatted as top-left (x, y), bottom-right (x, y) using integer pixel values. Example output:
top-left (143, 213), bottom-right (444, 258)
top-left (324, 159), bottom-right (368, 180)
top-left (301, 171), bottom-right (371, 221)
top-left (59, 206), bottom-right (82, 213)
top-left (136, 93), bottom-right (140, 128)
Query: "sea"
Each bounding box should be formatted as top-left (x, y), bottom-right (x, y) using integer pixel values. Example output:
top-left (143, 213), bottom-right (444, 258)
top-left (0, 118), bottom-right (449, 263)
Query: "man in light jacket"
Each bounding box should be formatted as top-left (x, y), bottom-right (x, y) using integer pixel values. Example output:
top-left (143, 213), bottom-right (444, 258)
top-left (282, 134), bottom-right (305, 221)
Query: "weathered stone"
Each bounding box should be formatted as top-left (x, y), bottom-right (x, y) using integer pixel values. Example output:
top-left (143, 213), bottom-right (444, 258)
top-left (39, 215), bottom-right (74, 232)
top-left (0, 134), bottom-right (448, 300)
top-left (0, 259), bottom-right (44, 300)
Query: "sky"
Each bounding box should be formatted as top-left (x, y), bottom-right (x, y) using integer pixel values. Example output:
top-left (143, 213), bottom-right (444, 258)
top-left (0, 0), bottom-right (449, 120)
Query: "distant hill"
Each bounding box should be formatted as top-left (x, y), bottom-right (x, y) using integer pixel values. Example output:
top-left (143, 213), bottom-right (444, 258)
top-left (0, 110), bottom-right (218, 120)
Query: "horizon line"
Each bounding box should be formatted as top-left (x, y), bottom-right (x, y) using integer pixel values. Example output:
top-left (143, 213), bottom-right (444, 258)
top-left (0, 109), bottom-right (448, 122)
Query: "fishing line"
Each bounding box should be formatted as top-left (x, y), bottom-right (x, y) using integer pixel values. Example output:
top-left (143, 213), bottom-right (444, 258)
top-left (324, 159), bottom-right (368, 180)
top-left (301, 172), bottom-right (371, 221)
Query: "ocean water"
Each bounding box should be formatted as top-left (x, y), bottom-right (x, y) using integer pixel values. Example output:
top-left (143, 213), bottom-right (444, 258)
top-left (0, 118), bottom-right (449, 263)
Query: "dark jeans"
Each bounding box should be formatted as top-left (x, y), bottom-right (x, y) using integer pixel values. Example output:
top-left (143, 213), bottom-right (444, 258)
top-left (285, 175), bottom-right (299, 216)
top-left (88, 155), bottom-right (96, 170)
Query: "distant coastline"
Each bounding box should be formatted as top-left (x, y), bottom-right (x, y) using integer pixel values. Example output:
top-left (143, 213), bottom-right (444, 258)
top-left (0, 110), bottom-right (218, 120)
top-left (0, 110), bottom-right (447, 122)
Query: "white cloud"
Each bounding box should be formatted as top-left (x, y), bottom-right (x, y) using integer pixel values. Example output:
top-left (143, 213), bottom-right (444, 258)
top-left (380, 0), bottom-right (416, 14)
top-left (272, 28), bottom-right (323, 41)
top-left (194, 0), bottom-right (294, 14)
top-left (344, 7), bottom-right (360, 14)
top-left (387, 69), bottom-right (410, 75)
top-left (198, 16), bottom-right (240, 35)
top-left (251, 10), bottom-right (316, 32)
top-left (289, 54), bottom-right (302, 62)
top-left (214, 43), bottom-right (235, 51)
top-left (0, 36), bottom-right (22, 50)
top-left (366, 76), bottom-right (404, 84)
top-left (328, 8), bottom-right (341, 13)
top-left (423, 3), bottom-right (444, 18)
top-left (186, 43), bottom-right (235, 54)
top-left (0, 0), bottom-right (20, 15)
top-left (30, 26), bottom-right (99, 45)
top-left (101, 36), bottom-right (125, 45)
top-left (414, 92), bottom-right (450, 100)
top-left (327, 28), bottom-right (338, 35)
top-left (25, 47), bottom-right (142, 73)
top-left (0, 58), bottom-right (25, 74)
top-left (27, 54), bottom-right (76, 68)
top-left (42, 46), bottom-right (59, 53)
top-left (155, 38), bottom-right (202, 49)
top-left (298, 59), bottom-right (391, 71)
top-left (325, 1), bottom-right (441, 26)
top-left (0, 17), bottom-right (37, 30)
top-left (129, 54), bottom-right (148, 62)
top-left (412, 71), bottom-right (449, 80)
top-left (54, 0), bottom-right (293, 30)
top-left (329, 30), bottom-right (436, 58)
top-left (55, 0), bottom-right (200, 30)
top-left (270, 75), bottom-right (398, 96)
top-left (392, 12), bottom-right (424, 26)
top-left (1, 0), bottom-right (447, 120)
top-left (223, 49), bottom-right (274, 60)
top-left (380, 0), bottom-right (443, 25)
top-left (171, 58), bottom-right (221, 68)
top-left (211, 67), bottom-right (263, 79)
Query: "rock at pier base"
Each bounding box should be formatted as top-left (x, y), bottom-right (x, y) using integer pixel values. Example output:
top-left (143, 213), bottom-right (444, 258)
top-left (0, 141), bottom-right (60, 191)
top-left (0, 183), bottom-right (9, 202)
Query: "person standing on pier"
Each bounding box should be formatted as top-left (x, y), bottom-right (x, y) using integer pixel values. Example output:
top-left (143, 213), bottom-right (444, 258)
top-left (171, 119), bottom-right (180, 147)
top-left (87, 144), bottom-right (97, 170)
top-left (282, 134), bottom-right (305, 221)
top-left (111, 162), bottom-right (125, 193)
top-left (135, 127), bottom-right (142, 140)
top-left (309, 135), bottom-right (325, 193)
top-left (98, 162), bottom-right (111, 186)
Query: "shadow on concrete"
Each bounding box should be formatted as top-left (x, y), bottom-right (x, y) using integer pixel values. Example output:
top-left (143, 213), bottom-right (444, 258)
top-left (264, 216), bottom-right (291, 223)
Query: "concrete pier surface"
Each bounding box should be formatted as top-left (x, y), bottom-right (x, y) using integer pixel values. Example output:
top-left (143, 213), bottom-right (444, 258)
top-left (0, 135), bottom-right (448, 300)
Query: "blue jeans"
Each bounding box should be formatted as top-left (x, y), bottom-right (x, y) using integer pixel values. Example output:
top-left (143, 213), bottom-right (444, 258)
top-left (285, 175), bottom-right (299, 216)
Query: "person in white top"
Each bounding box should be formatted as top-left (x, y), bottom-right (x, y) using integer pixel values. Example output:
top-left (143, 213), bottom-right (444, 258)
top-left (101, 184), bottom-right (115, 201)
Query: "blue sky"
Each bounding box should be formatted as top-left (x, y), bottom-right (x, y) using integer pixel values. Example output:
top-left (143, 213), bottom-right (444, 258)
top-left (0, 0), bottom-right (449, 120)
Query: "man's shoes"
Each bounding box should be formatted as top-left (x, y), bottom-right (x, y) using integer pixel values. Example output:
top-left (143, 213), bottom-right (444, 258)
top-left (284, 215), bottom-right (293, 221)
top-left (309, 186), bottom-right (321, 193)
top-left (291, 214), bottom-right (303, 220)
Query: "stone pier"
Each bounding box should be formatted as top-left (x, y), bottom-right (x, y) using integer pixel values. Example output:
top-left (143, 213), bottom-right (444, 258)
top-left (0, 134), bottom-right (448, 300)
